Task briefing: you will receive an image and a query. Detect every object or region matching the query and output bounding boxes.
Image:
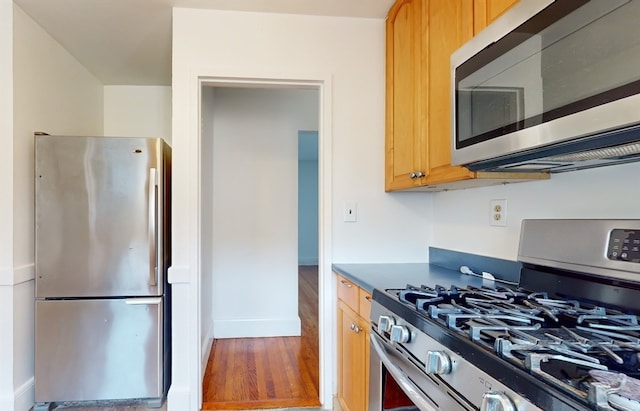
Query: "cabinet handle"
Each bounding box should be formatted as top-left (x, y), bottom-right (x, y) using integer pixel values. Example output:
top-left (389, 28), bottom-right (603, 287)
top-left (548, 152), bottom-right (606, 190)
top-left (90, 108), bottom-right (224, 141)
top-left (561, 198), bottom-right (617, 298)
top-left (365, 295), bottom-right (372, 302)
top-left (415, 171), bottom-right (425, 178)
top-left (340, 280), bottom-right (352, 288)
top-left (351, 324), bottom-right (361, 334)
top-left (410, 172), bottom-right (417, 179)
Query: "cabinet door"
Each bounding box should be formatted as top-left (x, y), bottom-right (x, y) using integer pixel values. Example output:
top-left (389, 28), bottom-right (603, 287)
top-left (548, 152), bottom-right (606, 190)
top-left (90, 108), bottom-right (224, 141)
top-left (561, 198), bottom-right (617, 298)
top-left (385, 0), bottom-right (427, 190)
top-left (424, 0), bottom-right (476, 183)
top-left (337, 302), bottom-right (367, 411)
top-left (474, 0), bottom-right (519, 34)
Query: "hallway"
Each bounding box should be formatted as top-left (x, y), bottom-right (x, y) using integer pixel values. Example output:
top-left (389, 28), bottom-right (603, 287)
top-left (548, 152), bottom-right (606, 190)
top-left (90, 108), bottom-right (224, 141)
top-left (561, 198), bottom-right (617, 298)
top-left (202, 266), bottom-right (320, 410)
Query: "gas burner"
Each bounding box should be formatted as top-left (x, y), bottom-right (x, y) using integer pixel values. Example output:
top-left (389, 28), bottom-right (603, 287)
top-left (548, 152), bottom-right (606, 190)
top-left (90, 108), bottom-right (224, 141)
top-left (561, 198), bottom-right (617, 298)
top-left (398, 284), bottom-right (451, 307)
top-left (385, 279), bottom-right (640, 410)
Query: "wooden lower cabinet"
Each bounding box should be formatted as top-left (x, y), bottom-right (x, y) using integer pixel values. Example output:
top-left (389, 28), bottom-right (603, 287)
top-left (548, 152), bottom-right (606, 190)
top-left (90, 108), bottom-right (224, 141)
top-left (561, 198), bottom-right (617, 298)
top-left (336, 274), bottom-right (372, 411)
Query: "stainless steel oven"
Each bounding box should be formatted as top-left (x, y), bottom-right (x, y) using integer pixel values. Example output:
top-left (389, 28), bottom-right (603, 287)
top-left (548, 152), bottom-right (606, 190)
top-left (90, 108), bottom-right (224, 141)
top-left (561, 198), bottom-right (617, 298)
top-left (369, 310), bottom-right (476, 411)
top-left (369, 298), bottom-right (541, 411)
top-left (369, 219), bottom-right (640, 411)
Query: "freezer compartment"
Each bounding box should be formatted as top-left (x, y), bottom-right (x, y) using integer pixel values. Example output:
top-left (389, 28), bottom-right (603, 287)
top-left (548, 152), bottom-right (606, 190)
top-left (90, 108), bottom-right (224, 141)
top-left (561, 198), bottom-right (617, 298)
top-left (35, 298), bottom-right (165, 403)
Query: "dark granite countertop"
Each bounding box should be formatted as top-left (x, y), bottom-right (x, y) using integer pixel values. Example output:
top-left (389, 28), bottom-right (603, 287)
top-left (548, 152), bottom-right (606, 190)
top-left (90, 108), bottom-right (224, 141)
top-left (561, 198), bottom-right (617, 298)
top-left (332, 263), bottom-right (485, 293)
top-left (332, 247), bottom-right (521, 293)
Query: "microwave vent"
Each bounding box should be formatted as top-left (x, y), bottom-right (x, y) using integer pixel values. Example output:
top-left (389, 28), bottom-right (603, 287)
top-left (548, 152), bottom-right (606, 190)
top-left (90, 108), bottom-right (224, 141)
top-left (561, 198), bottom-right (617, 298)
top-left (547, 142), bottom-right (640, 163)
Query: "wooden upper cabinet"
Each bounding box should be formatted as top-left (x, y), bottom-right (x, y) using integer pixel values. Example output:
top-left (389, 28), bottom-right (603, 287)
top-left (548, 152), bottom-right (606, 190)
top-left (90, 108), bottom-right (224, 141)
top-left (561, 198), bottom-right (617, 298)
top-left (385, 0), bottom-right (427, 191)
top-left (424, 0), bottom-right (476, 184)
top-left (474, 0), bottom-right (520, 34)
top-left (384, 0), bottom-right (547, 191)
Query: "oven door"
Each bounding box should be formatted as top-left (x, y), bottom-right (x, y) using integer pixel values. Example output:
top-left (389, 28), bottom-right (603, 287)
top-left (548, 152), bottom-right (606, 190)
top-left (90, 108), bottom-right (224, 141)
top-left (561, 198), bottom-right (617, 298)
top-left (369, 331), bottom-right (473, 411)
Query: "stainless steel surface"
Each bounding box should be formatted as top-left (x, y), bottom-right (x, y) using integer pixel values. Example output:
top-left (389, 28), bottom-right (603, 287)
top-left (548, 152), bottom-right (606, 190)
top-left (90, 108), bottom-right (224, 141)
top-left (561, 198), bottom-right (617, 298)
top-left (370, 333), bottom-right (438, 411)
top-left (35, 298), bottom-right (163, 401)
top-left (34, 135), bottom-right (171, 406)
top-left (369, 300), bottom-right (543, 411)
top-left (35, 136), bottom-right (168, 298)
top-left (518, 219), bottom-right (640, 282)
top-left (371, 220), bottom-right (640, 411)
top-left (450, 0), bottom-right (640, 170)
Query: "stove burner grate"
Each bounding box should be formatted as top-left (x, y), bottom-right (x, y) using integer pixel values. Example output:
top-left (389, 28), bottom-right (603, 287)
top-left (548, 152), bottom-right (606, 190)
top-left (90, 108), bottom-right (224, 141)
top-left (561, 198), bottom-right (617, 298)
top-left (388, 281), bottom-right (640, 410)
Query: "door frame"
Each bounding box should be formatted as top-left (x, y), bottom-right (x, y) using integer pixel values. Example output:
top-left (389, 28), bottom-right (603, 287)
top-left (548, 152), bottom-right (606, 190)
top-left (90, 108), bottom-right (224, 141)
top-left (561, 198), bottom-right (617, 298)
top-left (171, 72), bottom-right (334, 410)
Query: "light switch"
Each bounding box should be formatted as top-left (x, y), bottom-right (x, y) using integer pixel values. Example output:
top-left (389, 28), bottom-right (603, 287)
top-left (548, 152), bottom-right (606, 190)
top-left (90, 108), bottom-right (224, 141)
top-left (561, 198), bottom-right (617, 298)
top-left (344, 202), bottom-right (357, 222)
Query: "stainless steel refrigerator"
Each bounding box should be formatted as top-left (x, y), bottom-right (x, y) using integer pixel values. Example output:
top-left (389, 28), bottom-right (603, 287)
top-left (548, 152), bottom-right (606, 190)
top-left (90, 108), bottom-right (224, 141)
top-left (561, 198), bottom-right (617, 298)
top-left (34, 135), bottom-right (171, 409)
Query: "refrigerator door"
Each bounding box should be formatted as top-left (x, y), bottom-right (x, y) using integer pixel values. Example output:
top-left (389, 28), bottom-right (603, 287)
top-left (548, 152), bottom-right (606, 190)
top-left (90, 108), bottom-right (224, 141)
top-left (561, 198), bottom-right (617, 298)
top-left (35, 136), bottom-right (166, 298)
top-left (35, 298), bottom-right (164, 402)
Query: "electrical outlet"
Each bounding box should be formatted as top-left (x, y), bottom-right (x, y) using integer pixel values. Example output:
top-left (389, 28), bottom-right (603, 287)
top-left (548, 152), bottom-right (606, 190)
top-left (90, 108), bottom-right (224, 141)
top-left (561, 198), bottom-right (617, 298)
top-left (490, 199), bottom-right (507, 227)
top-left (344, 201), bottom-right (357, 222)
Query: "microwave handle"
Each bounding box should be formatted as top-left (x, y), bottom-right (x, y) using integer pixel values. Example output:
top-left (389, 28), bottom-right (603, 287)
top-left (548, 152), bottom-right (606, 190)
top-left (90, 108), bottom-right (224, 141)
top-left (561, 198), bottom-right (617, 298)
top-left (370, 332), bottom-right (438, 411)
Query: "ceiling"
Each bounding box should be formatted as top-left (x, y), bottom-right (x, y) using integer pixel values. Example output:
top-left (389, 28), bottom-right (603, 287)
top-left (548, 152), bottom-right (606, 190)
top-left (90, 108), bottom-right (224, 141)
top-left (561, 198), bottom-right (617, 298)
top-left (13, 0), bottom-right (395, 86)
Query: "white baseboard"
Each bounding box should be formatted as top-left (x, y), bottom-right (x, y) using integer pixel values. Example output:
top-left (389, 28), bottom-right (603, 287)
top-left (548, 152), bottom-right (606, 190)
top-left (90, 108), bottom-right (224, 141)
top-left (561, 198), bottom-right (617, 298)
top-left (212, 317), bottom-right (301, 338)
top-left (200, 320), bottom-right (214, 381)
top-left (167, 384), bottom-right (191, 411)
top-left (0, 377), bottom-right (34, 411)
top-left (14, 378), bottom-right (33, 411)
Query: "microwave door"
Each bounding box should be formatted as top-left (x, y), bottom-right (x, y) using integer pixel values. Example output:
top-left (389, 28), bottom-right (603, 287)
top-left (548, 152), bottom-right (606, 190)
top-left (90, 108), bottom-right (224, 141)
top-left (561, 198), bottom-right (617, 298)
top-left (35, 136), bottom-right (163, 298)
top-left (451, 0), bottom-right (640, 169)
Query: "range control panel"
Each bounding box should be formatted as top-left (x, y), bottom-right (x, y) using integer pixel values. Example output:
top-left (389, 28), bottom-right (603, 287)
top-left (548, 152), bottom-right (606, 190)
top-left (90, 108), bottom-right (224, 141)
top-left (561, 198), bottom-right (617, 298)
top-left (608, 229), bottom-right (640, 263)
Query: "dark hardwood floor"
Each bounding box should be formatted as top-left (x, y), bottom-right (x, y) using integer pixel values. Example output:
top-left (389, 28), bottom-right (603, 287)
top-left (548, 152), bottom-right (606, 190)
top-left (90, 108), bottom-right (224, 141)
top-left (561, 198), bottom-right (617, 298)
top-left (202, 266), bottom-right (320, 410)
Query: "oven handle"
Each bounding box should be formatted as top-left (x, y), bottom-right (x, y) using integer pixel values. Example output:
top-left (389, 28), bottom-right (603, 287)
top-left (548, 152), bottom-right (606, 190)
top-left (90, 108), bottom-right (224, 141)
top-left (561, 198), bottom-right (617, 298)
top-left (370, 332), bottom-right (437, 411)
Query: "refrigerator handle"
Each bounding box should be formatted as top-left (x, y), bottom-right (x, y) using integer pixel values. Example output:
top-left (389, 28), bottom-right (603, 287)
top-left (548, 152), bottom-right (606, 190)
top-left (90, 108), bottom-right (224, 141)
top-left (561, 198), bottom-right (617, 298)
top-left (148, 168), bottom-right (158, 286)
top-left (125, 297), bottom-right (162, 305)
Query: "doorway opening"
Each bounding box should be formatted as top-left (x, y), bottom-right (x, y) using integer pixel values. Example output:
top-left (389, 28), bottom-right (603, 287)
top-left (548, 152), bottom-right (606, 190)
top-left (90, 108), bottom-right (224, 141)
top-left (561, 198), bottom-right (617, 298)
top-left (198, 83), bottom-right (326, 410)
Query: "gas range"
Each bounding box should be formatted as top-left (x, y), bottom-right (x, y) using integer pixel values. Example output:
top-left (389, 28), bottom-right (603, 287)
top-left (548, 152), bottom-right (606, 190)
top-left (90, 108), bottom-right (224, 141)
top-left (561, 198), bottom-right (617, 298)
top-left (369, 220), bottom-right (640, 411)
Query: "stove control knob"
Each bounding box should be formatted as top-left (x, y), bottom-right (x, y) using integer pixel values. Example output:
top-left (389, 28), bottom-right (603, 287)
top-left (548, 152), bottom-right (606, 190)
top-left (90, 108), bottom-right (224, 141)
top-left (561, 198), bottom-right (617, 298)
top-left (425, 351), bottom-right (452, 375)
top-left (390, 325), bottom-right (411, 343)
top-left (481, 392), bottom-right (516, 411)
top-left (378, 315), bottom-right (396, 333)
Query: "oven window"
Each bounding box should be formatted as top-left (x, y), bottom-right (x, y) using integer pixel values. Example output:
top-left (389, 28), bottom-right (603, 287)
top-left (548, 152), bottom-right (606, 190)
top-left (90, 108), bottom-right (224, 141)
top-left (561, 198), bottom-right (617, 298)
top-left (382, 365), bottom-right (420, 411)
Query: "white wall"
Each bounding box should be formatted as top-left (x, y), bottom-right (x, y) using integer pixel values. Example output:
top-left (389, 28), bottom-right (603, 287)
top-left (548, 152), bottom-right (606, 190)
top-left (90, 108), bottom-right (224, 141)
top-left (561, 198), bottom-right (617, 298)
top-left (171, 8), bottom-right (432, 410)
top-left (431, 162), bottom-right (640, 260)
top-left (207, 87), bottom-right (317, 338)
top-left (104, 86), bottom-right (172, 143)
top-left (2, 5), bottom-right (104, 411)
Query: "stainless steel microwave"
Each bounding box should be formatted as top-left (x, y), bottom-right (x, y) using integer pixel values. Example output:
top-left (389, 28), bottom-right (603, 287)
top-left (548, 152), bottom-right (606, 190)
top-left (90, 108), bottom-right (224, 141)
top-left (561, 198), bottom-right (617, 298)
top-left (451, 0), bottom-right (640, 173)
